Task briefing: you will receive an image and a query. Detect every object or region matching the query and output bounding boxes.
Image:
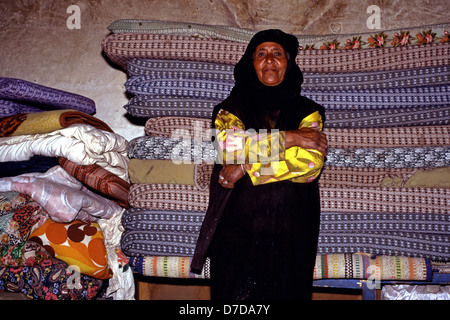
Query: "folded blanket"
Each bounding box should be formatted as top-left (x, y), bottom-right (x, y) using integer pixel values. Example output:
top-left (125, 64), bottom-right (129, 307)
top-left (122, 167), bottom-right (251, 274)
top-left (319, 212), bottom-right (449, 234)
top-left (0, 155), bottom-right (59, 178)
top-left (325, 146), bottom-right (449, 168)
top-left (108, 19), bottom-right (449, 50)
top-left (313, 253), bottom-right (432, 281)
top-left (0, 78), bottom-right (95, 115)
top-left (325, 105), bottom-right (450, 128)
top-left (128, 158), bottom-right (196, 185)
top-left (128, 183), bottom-right (449, 214)
top-left (126, 75), bottom-right (449, 110)
top-left (127, 136), bottom-right (216, 163)
top-left (127, 253), bottom-right (432, 281)
top-left (0, 110), bottom-right (112, 137)
top-left (129, 159), bottom-right (212, 191)
top-left (59, 158), bottom-right (130, 208)
top-left (102, 32), bottom-right (449, 71)
top-left (122, 228), bottom-right (449, 261)
top-left (120, 206), bottom-right (449, 261)
top-left (320, 186), bottom-right (449, 214)
top-left (127, 58), bottom-right (450, 91)
top-left (322, 167), bottom-right (450, 188)
top-left (128, 184), bottom-right (209, 212)
top-left (0, 99), bottom-right (43, 117)
top-left (317, 231), bottom-right (449, 261)
top-left (0, 166), bottom-right (123, 223)
top-left (127, 135), bottom-right (450, 168)
top-left (121, 208), bottom-right (205, 233)
top-left (129, 97), bottom-right (450, 128)
top-left (144, 116), bottom-right (449, 147)
top-left (127, 158), bottom-right (449, 190)
top-left (125, 95), bottom-right (217, 119)
top-left (0, 124), bottom-right (129, 181)
top-left (121, 230), bottom-right (199, 257)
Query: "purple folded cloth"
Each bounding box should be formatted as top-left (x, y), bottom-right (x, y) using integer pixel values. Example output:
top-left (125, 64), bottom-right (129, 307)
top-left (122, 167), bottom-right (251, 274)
top-left (0, 77), bottom-right (96, 115)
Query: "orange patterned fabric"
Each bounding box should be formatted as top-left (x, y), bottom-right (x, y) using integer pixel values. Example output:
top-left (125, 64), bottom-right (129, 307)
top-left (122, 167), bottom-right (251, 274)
top-left (29, 219), bottom-right (111, 279)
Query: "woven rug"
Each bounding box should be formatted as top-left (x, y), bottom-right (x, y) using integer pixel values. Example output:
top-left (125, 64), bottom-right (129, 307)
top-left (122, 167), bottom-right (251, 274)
top-left (128, 96), bottom-right (450, 128)
top-left (127, 58), bottom-right (450, 91)
top-left (0, 110), bottom-right (112, 137)
top-left (127, 135), bottom-right (450, 168)
top-left (125, 95), bottom-right (216, 119)
top-left (122, 207), bottom-right (204, 232)
top-left (121, 230), bottom-right (199, 257)
top-left (313, 253), bottom-right (432, 281)
top-left (317, 232), bottom-right (449, 261)
top-left (319, 212), bottom-right (449, 234)
top-left (126, 58), bottom-right (235, 82)
top-left (0, 78), bottom-right (96, 115)
top-left (121, 208), bottom-right (204, 258)
top-left (0, 99), bottom-right (43, 117)
top-left (127, 253), bottom-right (432, 281)
top-left (127, 136), bottom-right (217, 163)
top-left (128, 183), bottom-right (209, 212)
top-left (107, 19), bottom-right (449, 50)
top-left (126, 76), bottom-right (449, 110)
top-left (325, 105), bottom-right (450, 128)
top-left (143, 116), bottom-right (449, 147)
top-left (102, 32), bottom-right (449, 71)
top-left (127, 158), bottom-right (450, 189)
top-left (320, 187), bottom-right (449, 214)
top-left (325, 146), bottom-right (450, 168)
top-left (120, 205), bottom-right (449, 260)
top-left (128, 183), bottom-right (449, 215)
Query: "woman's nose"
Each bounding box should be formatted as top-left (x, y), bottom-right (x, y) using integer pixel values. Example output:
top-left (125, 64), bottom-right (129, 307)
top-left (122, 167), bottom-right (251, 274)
top-left (265, 54), bottom-right (274, 64)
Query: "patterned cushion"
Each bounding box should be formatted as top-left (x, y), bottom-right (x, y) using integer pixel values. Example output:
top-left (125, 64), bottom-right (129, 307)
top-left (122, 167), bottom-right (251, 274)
top-left (29, 219), bottom-right (111, 279)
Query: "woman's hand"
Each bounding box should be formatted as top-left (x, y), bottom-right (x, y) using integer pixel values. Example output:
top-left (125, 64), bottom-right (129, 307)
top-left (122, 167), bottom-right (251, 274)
top-left (218, 164), bottom-right (251, 189)
top-left (285, 127), bottom-right (328, 156)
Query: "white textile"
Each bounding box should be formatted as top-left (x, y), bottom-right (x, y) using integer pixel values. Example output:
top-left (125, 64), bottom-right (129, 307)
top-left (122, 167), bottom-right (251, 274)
top-left (0, 124), bottom-right (129, 181)
top-left (0, 166), bottom-right (122, 222)
top-left (381, 284), bottom-right (450, 300)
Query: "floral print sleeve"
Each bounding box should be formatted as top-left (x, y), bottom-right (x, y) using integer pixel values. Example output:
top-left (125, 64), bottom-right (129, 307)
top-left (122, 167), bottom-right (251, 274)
top-left (214, 109), bottom-right (325, 185)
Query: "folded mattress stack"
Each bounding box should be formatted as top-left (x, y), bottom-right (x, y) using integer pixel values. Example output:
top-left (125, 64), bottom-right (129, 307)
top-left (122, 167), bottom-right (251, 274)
top-left (0, 78), bottom-right (134, 300)
top-left (102, 20), bottom-right (450, 281)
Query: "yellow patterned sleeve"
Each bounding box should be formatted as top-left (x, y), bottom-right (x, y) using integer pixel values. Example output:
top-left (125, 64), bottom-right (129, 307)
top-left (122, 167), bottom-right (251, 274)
top-left (247, 111), bottom-right (325, 185)
top-left (214, 109), bottom-right (324, 186)
top-left (214, 109), bottom-right (286, 165)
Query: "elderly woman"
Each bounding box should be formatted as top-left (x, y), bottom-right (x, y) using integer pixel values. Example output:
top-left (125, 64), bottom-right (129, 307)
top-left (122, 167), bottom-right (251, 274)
top-left (191, 29), bottom-right (327, 300)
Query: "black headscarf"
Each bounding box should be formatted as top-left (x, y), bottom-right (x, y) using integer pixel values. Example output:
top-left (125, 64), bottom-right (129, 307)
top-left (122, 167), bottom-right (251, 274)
top-left (213, 29), bottom-right (308, 131)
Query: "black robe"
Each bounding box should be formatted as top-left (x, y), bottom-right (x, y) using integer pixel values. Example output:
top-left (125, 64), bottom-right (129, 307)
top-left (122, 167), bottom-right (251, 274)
top-left (191, 29), bottom-right (325, 300)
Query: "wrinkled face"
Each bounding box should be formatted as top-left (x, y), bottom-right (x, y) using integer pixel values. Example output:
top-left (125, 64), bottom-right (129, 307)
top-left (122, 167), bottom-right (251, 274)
top-left (253, 42), bottom-right (288, 86)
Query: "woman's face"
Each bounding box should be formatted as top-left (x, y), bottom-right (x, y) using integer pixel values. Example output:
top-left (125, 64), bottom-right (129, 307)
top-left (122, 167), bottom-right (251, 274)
top-left (253, 42), bottom-right (288, 86)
